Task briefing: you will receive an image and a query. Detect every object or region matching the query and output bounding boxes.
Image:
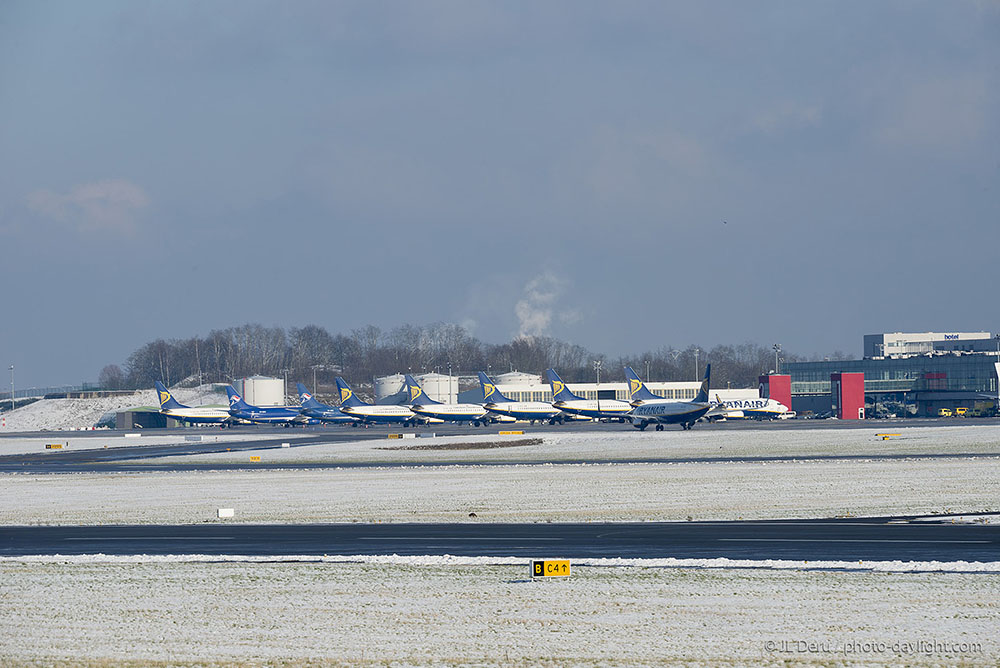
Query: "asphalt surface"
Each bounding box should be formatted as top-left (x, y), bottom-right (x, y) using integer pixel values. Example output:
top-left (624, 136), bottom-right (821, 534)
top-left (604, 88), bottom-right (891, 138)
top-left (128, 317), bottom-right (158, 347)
top-left (3, 518), bottom-right (999, 561)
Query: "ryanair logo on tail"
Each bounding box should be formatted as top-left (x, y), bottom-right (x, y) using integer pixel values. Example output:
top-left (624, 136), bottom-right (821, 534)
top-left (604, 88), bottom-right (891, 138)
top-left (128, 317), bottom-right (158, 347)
top-left (302, 393), bottom-right (312, 402)
top-left (552, 380), bottom-right (565, 396)
top-left (409, 386), bottom-right (423, 401)
top-left (483, 383), bottom-right (496, 400)
top-left (228, 394), bottom-right (241, 407)
top-left (629, 378), bottom-right (643, 395)
top-left (340, 387), bottom-right (353, 403)
top-left (158, 390), bottom-right (171, 406)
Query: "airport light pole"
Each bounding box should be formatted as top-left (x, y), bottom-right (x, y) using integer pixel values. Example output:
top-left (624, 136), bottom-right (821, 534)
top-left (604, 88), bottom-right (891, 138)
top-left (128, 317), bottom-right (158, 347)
top-left (8, 365), bottom-right (12, 412)
top-left (645, 359), bottom-right (650, 382)
top-left (593, 360), bottom-right (603, 412)
top-left (693, 349), bottom-right (700, 380)
top-left (773, 344), bottom-right (781, 375)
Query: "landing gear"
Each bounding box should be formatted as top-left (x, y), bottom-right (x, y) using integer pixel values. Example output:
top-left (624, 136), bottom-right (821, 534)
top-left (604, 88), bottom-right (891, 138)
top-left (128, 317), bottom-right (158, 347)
top-left (655, 424), bottom-right (664, 431)
top-left (633, 421), bottom-right (649, 431)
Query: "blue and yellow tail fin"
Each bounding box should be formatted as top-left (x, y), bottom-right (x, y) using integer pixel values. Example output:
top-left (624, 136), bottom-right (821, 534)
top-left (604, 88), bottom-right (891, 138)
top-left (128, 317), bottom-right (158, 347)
top-left (694, 364), bottom-right (712, 403)
top-left (623, 367), bottom-right (659, 403)
top-left (334, 377), bottom-right (368, 407)
top-left (154, 381), bottom-right (186, 410)
top-left (477, 371), bottom-right (510, 403)
top-left (545, 368), bottom-right (582, 402)
top-left (403, 374), bottom-right (440, 406)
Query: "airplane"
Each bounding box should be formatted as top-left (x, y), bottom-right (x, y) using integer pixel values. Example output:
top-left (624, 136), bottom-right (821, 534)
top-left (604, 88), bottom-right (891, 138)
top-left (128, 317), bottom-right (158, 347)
top-left (334, 377), bottom-right (420, 426)
top-left (627, 364), bottom-right (714, 431)
top-left (154, 381), bottom-right (232, 426)
top-left (224, 385), bottom-right (315, 427)
top-left (477, 371), bottom-right (565, 424)
top-left (708, 394), bottom-right (793, 421)
top-left (402, 374), bottom-right (492, 425)
top-left (295, 383), bottom-right (359, 424)
top-left (544, 368), bottom-right (632, 421)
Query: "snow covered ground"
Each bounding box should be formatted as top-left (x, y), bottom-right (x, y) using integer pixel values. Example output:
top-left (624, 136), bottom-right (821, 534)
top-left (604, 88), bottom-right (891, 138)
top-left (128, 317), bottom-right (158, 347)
top-left (0, 384), bottom-right (227, 431)
top-left (3, 456), bottom-right (997, 525)
top-left (0, 431), bottom-right (291, 457)
top-left (138, 423), bottom-right (1000, 466)
top-left (2, 559), bottom-right (996, 665)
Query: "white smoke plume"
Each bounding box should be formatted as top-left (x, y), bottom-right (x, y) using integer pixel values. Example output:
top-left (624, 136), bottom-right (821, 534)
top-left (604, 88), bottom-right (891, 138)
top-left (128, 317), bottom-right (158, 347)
top-left (515, 272), bottom-right (568, 338)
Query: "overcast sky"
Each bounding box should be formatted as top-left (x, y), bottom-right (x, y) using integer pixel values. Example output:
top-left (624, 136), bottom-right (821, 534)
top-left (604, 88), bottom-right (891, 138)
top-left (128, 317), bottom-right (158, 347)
top-left (2, 1), bottom-right (999, 387)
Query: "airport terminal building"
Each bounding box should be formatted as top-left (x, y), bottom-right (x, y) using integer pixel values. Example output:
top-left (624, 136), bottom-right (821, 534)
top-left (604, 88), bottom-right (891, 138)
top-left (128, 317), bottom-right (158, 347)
top-left (786, 331), bottom-right (1000, 416)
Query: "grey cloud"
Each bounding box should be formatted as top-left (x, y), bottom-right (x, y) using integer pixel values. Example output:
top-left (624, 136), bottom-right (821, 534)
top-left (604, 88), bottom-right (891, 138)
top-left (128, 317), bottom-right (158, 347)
top-left (876, 73), bottom-right (991, 151)
top-left (26, 179), bottom-right (149, 234)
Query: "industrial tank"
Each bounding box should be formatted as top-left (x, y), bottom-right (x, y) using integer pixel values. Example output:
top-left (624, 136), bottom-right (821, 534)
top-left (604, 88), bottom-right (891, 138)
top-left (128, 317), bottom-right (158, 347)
top-left (375, 374), bottom-right (405, 402)
top-left (416, 372), bottom-right (457, 403)
top-left (494, 371), bottom-right (541, 385)
top-left (234, 376), bottom-right (284, 407)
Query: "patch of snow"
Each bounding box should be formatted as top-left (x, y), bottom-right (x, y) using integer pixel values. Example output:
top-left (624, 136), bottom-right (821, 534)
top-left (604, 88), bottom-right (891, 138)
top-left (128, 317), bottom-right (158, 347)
top-left (4, 553), bottom-right (1000, 572)
top-left (2, 560), bottom-right (997, 664)
top-left (3, 457), bottom-right (998, 525)
top-left (0, 384), bottom-right (226, 431)
top-left (0, 432), bottom-right (295, 457)
top-left (141, 423), bottom-right (1000, 467)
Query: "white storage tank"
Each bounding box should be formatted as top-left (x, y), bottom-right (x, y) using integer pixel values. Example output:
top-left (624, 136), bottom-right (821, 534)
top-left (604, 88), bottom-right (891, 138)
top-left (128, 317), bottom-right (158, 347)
top-left (234, 376), bottom-right (284, 407)
top-left (375, 374), bottom-right (405, 401)
top-left (495, 371), bottom-right (541, 385)
top-left (416, 372), bottom-right (457, 403)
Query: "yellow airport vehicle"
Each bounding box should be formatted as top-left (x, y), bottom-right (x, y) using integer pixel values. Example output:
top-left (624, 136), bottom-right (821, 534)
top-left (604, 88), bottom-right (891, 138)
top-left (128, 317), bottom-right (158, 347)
top-left (937, 408), bottom-right (953, 417)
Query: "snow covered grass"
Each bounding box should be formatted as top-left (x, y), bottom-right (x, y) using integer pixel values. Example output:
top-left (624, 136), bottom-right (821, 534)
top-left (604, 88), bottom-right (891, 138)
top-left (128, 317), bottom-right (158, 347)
top-left (3, 457), bottom-right (997, 525)
top-left (0, 431), bottom-right (292, 457)
top-left (139, 423), bottom-right (1000, 467)
top-left (6, 552), bottom-right (1000, 572)
top-left (2, 560), bottom-right (997, 665)
top-left (0, 384), bottom-right (226, 431)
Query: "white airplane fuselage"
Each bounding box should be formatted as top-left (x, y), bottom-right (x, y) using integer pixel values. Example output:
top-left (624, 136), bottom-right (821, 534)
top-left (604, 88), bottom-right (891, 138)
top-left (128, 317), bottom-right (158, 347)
top-left (339, 404), bottom-right (416, 424)
top-left (552, 399), bottom-right (633, 420)
top-left (484, 401), bottom-right (562, 422)
top-left (410, 403), bottom-right (490, 423)
top-left (713, 398), bottom-right (791, 420)
top-left (160, 407), bottom-right (231, 424)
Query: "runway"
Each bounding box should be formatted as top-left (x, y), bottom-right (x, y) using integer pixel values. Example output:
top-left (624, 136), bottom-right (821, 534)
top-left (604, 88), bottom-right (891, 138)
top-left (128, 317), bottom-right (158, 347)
top-left (3, 518), bottom-right (999, 561)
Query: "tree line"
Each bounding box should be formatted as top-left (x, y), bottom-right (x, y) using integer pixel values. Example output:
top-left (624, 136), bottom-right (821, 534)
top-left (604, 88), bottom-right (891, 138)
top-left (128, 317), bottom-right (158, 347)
top-left (98, 322), bottom-right (837, 395)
